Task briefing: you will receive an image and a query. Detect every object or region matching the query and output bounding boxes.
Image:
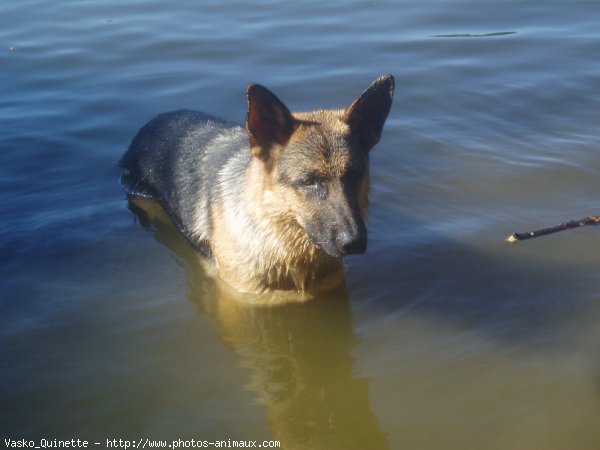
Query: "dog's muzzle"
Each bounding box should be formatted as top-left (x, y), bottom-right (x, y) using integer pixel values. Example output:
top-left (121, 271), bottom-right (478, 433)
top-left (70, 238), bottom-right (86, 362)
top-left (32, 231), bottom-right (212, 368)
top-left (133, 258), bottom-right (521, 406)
top-left (314, 222), bottom-right (367, 258)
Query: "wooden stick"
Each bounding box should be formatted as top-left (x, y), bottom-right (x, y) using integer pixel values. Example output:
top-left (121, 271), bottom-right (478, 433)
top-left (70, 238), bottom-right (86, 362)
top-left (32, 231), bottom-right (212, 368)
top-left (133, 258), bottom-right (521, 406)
top-left (506, 215), bottom-right (600, 243)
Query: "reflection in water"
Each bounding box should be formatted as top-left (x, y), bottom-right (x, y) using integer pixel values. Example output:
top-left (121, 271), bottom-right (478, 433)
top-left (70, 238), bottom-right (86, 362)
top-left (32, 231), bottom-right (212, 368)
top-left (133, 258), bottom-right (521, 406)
top-left (129, 198), bottom-right (389, 449)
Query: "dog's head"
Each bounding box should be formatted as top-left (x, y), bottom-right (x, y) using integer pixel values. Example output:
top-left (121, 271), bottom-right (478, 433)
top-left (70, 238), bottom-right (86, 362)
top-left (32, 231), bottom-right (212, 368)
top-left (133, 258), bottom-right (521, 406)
top-left (246, 75), bottom-right (394, 258)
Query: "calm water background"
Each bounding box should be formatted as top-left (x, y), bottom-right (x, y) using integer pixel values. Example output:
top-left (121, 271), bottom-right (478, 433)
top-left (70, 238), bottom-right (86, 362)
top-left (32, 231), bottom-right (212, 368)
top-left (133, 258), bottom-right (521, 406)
top-left (2, 1), bottom-right (600, 449)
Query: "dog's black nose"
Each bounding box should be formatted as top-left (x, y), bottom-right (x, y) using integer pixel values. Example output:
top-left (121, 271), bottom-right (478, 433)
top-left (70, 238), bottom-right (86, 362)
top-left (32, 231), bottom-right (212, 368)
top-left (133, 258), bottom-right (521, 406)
top-left (338, 230), bottom-right (367, 255)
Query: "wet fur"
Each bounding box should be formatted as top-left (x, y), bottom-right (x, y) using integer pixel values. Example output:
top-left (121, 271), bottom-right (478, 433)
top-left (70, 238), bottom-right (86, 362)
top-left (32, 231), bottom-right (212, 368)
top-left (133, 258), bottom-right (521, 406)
top-left (120, 75), bottom-right (394, 296)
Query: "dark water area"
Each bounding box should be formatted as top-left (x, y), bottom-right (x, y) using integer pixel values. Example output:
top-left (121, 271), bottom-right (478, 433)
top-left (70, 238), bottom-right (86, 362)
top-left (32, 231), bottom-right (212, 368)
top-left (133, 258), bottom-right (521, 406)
top-left (2, 1), bottom-right (600, 449)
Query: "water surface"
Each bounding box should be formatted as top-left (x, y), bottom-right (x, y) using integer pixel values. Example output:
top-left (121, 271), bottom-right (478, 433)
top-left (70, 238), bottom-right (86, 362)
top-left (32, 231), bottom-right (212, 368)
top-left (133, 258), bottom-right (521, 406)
top-left (2, 1), bottom-right (600, 449)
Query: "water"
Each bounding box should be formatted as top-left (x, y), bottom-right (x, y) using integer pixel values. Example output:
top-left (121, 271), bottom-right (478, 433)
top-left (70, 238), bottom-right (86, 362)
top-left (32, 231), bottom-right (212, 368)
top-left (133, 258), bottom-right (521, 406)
top-left (2, 1), bottom-right (600, 448)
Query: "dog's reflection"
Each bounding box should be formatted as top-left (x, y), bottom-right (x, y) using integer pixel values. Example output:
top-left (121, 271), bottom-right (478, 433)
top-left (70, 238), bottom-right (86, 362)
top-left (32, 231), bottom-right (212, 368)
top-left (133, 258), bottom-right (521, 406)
top-left (129, 198), bottom-right (388, 449)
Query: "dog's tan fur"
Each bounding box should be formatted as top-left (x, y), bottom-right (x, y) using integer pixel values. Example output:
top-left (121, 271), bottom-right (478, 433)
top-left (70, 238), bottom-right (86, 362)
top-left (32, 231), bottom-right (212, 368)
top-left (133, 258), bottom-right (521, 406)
top-left (209, 107), bottom-right (378, 296)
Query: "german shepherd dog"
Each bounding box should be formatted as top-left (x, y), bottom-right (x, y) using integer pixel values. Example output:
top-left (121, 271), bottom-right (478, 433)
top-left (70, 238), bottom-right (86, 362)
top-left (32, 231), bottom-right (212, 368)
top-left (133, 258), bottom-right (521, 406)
top-left (120, 75), bottom-right (394, 297)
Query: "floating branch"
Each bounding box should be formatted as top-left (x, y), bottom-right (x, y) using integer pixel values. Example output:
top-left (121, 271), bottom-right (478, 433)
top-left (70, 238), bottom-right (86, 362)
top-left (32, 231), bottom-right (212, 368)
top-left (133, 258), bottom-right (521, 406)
top-left (506, 216), bottom-right (600, 243)
top-left (432, 31), bottom-right (517, 38)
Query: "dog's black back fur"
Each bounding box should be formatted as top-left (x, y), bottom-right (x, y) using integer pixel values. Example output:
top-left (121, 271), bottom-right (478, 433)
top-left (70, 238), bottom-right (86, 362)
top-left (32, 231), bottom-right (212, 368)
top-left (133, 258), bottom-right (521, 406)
top-left (120, 110), bottom-right (249, 247)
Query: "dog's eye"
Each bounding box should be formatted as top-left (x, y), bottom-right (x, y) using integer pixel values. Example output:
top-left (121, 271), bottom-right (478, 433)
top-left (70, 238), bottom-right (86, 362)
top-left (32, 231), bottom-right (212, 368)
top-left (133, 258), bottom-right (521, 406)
top-left (297, 174), bottom-right (321, 189)
top-left (295, 173), bottom-right (328, 199)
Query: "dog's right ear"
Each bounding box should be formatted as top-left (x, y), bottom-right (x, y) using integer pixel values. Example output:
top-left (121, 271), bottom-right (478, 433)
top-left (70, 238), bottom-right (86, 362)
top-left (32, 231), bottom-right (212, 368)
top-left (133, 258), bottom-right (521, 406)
top-left (343, 74), bottom-right (395, 152)
top-left (246, 84), bottom-right (296, 161)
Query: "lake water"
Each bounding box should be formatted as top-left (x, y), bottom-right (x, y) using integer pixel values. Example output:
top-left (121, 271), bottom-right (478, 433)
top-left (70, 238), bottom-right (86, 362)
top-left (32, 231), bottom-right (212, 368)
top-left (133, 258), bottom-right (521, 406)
top-left (2, 1), bottom-right (600, 449)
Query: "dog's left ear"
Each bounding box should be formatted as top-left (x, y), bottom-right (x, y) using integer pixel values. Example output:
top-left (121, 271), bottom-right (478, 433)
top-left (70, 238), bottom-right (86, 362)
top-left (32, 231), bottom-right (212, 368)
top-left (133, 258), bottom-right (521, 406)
top-left (343, 74), bottom-right (395, 151)
top-left (246, 83), bottom-right (296, 161)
